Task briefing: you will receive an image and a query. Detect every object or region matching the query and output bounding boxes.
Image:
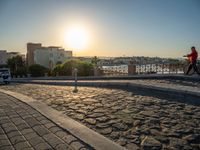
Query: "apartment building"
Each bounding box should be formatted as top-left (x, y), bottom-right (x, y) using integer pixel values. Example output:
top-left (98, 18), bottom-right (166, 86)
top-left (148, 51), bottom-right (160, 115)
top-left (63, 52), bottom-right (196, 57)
top-left (34, 46), bottom-right (72, 69)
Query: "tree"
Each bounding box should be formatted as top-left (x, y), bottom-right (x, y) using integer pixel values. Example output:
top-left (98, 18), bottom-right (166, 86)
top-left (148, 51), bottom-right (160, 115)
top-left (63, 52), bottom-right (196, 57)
top-left (28, 64), bottom-right (48, 77)
top-left (7, 55), bottom-right (27, 77)
top-left (52, 59), bottom-right (94, 76)
top-left (91, 56), bottom-right (100, 66)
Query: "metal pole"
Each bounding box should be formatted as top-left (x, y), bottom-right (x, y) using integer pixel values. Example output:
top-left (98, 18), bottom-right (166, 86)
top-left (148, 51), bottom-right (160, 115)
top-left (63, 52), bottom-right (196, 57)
top-left (162, 63), bottom-right (164, 74)
top-left (73, 68), bottom-right (78, 93)
top-left (155, 64), bottom-right (158, 74)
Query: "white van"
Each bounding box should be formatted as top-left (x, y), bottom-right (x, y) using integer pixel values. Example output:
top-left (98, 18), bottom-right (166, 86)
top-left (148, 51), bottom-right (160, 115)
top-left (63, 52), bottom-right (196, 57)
top-left (0, 68), bottom-right (11, 84)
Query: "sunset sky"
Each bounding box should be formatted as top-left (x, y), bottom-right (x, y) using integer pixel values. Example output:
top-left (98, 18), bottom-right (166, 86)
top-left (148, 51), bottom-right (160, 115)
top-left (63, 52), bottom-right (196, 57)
top-left (0, 0), bottom-right (200, 57)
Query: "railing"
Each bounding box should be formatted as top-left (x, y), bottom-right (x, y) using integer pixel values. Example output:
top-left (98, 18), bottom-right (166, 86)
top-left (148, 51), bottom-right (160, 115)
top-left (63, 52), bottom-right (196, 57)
top-left (136, 63), bottom-right (185, 74)
top-left (100, 65), bottom-right (128, 76)
top-left (99, 63), bottom-right (187, 76)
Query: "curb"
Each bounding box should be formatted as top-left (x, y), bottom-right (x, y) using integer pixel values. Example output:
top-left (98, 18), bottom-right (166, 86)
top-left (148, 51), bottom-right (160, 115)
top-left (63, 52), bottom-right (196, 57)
top-left (0, 89), bottom-right (126, 150)
top-left (12, 74), bottom-right (200, 82)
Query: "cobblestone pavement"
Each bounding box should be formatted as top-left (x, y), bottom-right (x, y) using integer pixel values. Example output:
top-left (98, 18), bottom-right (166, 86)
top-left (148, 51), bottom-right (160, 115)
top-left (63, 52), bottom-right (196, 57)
top-left (0, 92), bottom-right (93, 150)
top-left (128, 79), bottom-right (200, 93)
top-left (1, 83), bottom-right (200, 150)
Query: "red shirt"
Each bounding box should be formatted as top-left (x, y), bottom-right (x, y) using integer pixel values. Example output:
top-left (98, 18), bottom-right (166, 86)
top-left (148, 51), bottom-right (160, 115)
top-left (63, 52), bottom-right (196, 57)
top-left (187, 50), bottom-right (198, 62)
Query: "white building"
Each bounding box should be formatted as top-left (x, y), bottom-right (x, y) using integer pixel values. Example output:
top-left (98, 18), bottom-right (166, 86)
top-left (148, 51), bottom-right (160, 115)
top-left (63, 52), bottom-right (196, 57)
top-left (34, 46), bottom-right (72, 69)
top-left (0, 50), bottom-right (8, 65)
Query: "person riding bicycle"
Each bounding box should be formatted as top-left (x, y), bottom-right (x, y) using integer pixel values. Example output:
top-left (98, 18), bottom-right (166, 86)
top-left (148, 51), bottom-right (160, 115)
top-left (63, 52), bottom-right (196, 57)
top-left (184, 46), bottom-right (200, 75)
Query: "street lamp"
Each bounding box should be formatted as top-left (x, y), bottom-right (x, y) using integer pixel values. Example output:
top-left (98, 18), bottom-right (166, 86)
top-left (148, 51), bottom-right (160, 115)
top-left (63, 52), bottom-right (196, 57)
top-left (73, 68), bottom-right (78, 93)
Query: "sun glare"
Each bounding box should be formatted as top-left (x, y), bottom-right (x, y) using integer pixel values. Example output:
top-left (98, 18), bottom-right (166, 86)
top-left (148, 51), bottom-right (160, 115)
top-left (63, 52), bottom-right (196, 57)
top-left (64, 27), bottom-right (89, 51)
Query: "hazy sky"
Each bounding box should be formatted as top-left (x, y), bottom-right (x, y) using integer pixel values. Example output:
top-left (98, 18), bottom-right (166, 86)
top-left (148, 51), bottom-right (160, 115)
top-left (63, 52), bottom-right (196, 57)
top-left (0, 0), bottom-right (200, 57)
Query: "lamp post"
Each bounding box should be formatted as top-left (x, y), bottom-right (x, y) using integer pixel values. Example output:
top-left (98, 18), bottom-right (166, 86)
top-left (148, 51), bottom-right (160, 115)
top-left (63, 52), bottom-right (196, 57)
top-left (73, 68), bottom-right (78, 93)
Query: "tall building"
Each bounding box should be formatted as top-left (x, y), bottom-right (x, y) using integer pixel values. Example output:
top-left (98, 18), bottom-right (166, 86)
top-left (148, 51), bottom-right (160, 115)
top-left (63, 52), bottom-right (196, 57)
top-left (0, 50), bottom-right (8, 65)
top-left (27, 43), bottom-right (42, 66)
top-left (34, 46), bottom-right (72, 69)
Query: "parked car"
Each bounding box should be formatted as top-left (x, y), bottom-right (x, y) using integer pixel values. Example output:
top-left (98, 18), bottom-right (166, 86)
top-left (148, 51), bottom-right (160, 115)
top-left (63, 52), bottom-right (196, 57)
top-left (0, 68), bottom-right (11, 84)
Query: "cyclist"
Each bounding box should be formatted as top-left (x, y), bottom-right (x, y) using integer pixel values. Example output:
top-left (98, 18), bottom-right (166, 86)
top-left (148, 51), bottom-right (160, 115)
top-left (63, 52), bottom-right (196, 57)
top-left (184, 46), bottom-right (200, 75)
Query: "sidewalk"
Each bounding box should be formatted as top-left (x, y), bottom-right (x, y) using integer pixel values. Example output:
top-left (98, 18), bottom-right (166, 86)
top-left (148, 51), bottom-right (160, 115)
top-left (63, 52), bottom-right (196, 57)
top-left (0, 90), bottom-right (126, 150)
top-left (0, 92), bottom-right (91, 150)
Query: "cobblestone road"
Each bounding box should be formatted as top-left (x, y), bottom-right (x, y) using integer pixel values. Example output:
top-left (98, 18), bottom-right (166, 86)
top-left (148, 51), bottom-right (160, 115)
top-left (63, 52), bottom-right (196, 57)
top-left (129, 79), bottom-right (200, 93)
top-left (1, 83), bottom-right (200, 150)
top-left (0, 92), bottom-right (92, 150)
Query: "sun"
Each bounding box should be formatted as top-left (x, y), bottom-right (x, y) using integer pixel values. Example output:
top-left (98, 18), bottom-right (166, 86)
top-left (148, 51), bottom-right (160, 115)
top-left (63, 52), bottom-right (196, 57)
top-left (64, 27), bottom-right (89, 50)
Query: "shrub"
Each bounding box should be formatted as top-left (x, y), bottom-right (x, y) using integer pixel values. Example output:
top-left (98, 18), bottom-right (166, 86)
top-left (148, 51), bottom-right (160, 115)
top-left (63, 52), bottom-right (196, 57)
top-left (15, 66), bottom-right (27, 77)
top-left (28, 64), bottom-right (48, 77)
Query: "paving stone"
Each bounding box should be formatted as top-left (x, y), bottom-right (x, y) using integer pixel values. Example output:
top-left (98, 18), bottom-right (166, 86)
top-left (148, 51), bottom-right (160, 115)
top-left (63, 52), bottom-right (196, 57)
top-left (24, 117), bottom-right (41, 127)
top-left (49, 126), bottom-right (62, 133)
top-left (14, 141), bottom-right (31, 150)
top-left (28, 136), bottom-right (45, 146)
top-left (34, 116), bottom-right (46, 121)
top-left (126, 143), bottom-right (140, 150)
top-left (16, 123), bottom-right (30, 131)
top-left (43, 122), bottom-right (56, 129)
top-left (96, 122), bottom-right (110, 128)
top-left (0, 139), bottom-right (11, 146)
top-left (85, 118), bottom-right (96, 125)
top-left (96, 116), bottom-right (109, 123)
top-left (97, 127), bottom-right (112, 135)
top-left (31, 113), bottom-right (42, 118)
top-left (20, 128), bottom-right (34, 135)
top-left (112, 123), bottom-right (128, 131)
top-left (2, 124), bottom-right (17, 134)
top-left (9, 135), bottom-right (26, 145)
top-left (20, 115), bottom-right (32, 120)
top-left (70, 141), bottom-right (85, 150)
top-left (141, 136), bottom-right (162, 150)
top-left (110, 131), bottom-right (120, 139)
top-left (55, 131), bottom-right (68, 138)
top-left (34, 142), bottom-right (52, 150)
top-left (11, 118), bottom-right (24, 125)
top-left (169, 138), bottom-right (188, 149)
top-left (0, 134), bottom-right (7, 140)
top-left (0, 118), bottom-right (10, 124)
top-left (7, 131), bottom-right (21, 139)
top-left (0, 145), bottom-right (15, 150)
top-left (116, 138), bottom-right (127, 146)
top-left (23, 132), bottom-right (38, 140)
top-left (74, 114), bottom-right (85, 120)
top-left (62, 134), bottom-right (78, 144)
top-left (40, 119), bottom-right (52, 125)
top-left (55, 143), bottom-right (72, 150)
top-left (33, 125), bottom-right (50, 136)
top-left (43, 133), bottom-right (64, 148)
top-left (88, 113), bottom-right (104, 118)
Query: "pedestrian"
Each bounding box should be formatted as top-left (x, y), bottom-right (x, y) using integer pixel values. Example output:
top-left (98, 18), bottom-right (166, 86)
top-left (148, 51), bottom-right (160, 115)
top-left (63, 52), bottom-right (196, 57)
top-left (184, 46), bottom-right (200, 75)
